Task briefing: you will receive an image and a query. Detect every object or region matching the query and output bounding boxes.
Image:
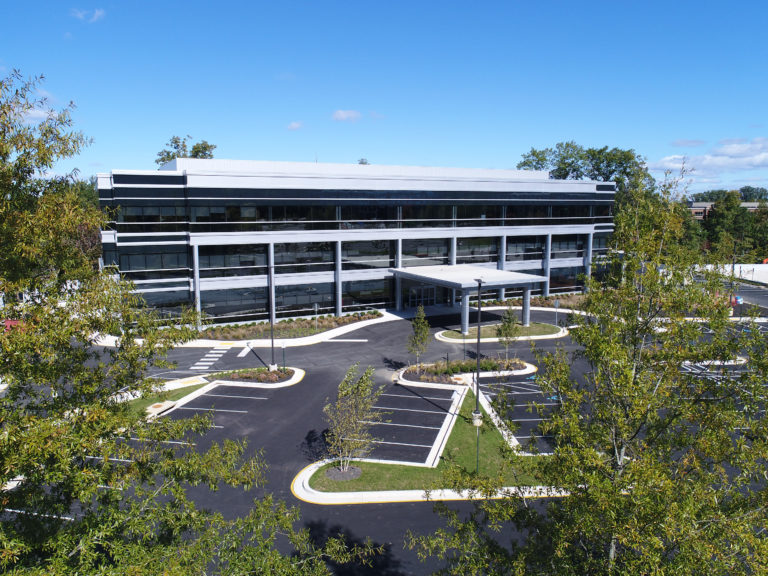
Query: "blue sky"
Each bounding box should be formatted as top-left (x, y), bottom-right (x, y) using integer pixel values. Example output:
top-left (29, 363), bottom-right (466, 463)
top-left (2, 1), bottom-right (767, 193)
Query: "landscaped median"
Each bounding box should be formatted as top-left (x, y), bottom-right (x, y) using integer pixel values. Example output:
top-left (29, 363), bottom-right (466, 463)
top-left (436, 322), bottom-right (564, 343)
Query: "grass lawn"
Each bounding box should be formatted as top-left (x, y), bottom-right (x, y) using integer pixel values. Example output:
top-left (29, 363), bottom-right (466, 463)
top-left (308, 391), bottom-right (543, 492)
top-left (127, 384), bottom-right (206, 418)
top-left (442, 322), bottom-right (560, 341)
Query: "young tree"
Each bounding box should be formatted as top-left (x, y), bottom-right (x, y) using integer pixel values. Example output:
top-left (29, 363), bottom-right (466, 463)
top-left (407, 304), bottom-right (430, 373)
top-left (0, 71), bottom-right (363, 574)
top-left (323, 364), bottom-right (384, 473)
top-left (410, 176), bottom-right (768, 574)
top-left (155, 134), bottom-right (216, 165)
top-left (495, 305), bottom-right (520, 362)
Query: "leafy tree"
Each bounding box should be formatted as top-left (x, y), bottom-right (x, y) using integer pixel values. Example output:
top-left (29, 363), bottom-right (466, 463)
top-left (155, 134), bottom-right (216, 165)
top-left (1, 71), bottom-right (365, 574)
top-left (407, 304), bottom-right (430, 373)
top-left (323, 364), bottom-right (384, 473)
top-left (495, 305), bottom-right (519, 362)
top-left (517, 141), bottom-right (654, 208)
top-left (410, 176), bottom-right (768, 574)
top-left (702, 190), bottom-right (754, 262)
top-left (357, 158), bottom-right (370, 165)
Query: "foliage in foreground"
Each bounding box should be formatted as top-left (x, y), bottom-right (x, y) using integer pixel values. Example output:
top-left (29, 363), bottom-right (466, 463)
top-left (0, 70), bottom-right (372, 574)
top-left (409, 176), bottom-right (768, 575)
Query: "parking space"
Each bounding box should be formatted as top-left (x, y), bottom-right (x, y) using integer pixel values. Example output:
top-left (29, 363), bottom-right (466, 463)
top-left (164, 384), bottom-right (276, 447)
top-left (367, 383), bottom-right (463, 466)
top-left (477, 374), bottom-right (555, 454)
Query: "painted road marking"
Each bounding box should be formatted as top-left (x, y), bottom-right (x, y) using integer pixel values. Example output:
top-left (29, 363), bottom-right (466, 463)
top-left (381, 392), bottom-right (453, 402)
top-left (175, 407), bottom-right (248, 414)
top-left (327, 338), bottom-right (368, 342)
top-left (372, 406), bottom-right (447, 415)
top-left (203, 393), bottom-right (268, 400)
top-left (361, 421), bottom-right (441, 430)
top-left (369, 439), bottom-right (433, 448)
top-left (237, 346), bottom-right (251, 357)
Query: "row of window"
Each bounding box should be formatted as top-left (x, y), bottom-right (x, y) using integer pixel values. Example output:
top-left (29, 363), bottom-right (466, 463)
top-left (110, 234), bottom-right (609, 278)
top-left (140, 266), bottom-right (585, 321)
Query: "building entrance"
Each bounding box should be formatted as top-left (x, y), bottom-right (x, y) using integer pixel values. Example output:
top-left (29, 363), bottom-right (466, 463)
top-left (408, 285), bottom-right (436, 308)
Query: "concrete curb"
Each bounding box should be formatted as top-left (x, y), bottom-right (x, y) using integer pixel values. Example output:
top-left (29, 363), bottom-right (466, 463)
top-left (434, 325), bottom-right (568, 344)
top-left (290, 459), bottom-right (568, 505)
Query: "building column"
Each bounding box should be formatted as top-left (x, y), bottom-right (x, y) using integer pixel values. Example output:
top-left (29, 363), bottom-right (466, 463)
top-left (522, 286), bottom-right (531, 327)
top-left (450, 237), bottom-right (457, 305)
top-left (460, 290), bottom-right (470, 334)
top-left (267, 243), bottom-right (276, 326)
top-left (497, 235), bottom-right (506, 300)
top-left (192, 244), bottom-right (201, 316)
top-left (395, 238), bottom-right (403, 311)
top-left (584, 232), bottom-right (594, 281)
top-left (543, 234), bottom-right (552, 297)
top-left (335, 240), bottom-right (342, 317)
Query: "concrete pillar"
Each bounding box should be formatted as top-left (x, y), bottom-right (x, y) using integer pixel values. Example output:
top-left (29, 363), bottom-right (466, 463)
top-left (543, 234), bottom-right (552, 297)
top-left (192, 244), bottom-right (201, 315)
top-left (450, 237), bottom-right (457, 305)
top-left (395, 238), bottom-right (402, 310)
top-left (267, 243), bottom-right (276, 326)
top-left (461, 291), bottom-right (470, 334)
top-left (497, 235), bottom-right (506, 300)
top-left (522, 286), bottom-right (531, 327)
top-left (584, 232), bottom-right (594, 280)
top-left (335, 240), bottom-right (342, 316)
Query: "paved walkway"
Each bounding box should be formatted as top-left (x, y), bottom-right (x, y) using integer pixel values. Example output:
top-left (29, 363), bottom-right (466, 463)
top-left (95, 306), bottom-right (579, 349)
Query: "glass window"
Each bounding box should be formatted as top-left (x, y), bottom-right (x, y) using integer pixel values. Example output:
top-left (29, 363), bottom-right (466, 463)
top-left (456, 205), bottom-right (502, 226)
top-left (342, 240), bottom-right (394, 270)
top-left (274, 242), bottom-right (334, 274)
top-left (506, 236), bottom-right (545, 261)
top-left (402, 205), bottom-right (452, 228)
top-left (275, 283), bottom-right (335, 316)
top-left (342, 279), bottom-right (393, 311)
top-left (402, 238), bottom-right (449, 267)
top-left (341, 205), bottom-right (397, 229)
top-left (456, 237), bottom-right (498, 264)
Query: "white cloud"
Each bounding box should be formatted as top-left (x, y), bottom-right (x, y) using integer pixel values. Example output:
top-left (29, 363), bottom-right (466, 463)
top-left (332, 109), bottom-right (361, 122)
top-left (71, 8), bottom-right (105, 23)
top-left (651, 137), bottom-right (768, 177)
top-left (671, 139), bottom-right (705, 147)
top-left (23, 108), bottom-right (49, 123)
top-left (287, 121), bottom-right (302, 131)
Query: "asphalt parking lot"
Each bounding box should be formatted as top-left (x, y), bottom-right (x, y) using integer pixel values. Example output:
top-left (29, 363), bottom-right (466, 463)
top-left (368, 383), bottom-right (464, 466)
top-left (477, 373), bottom-right (556, 454)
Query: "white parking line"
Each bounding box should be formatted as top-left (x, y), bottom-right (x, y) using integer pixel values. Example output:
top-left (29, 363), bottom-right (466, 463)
top-left (369, 439), bottom-right (433, 448)
top-left (237, 346), bottom-right (251, 357)
top-left (203, 393), bottom-right (268, 400)
top-left (361, 421), bottom-right (441, 430)
top-left (175, 407), bottom-right (248, 414)
top-left (84, 455), bottom-right (134, 463)
top-left (381, 392), bottom-right (453, 402)
top-left (372, 406), bottom-right (447, 415)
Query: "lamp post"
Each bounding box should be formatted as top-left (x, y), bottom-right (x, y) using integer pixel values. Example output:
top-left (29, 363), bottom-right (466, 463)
top-left (282, 342), bottom-right (286, 373)
top-left (268, 259), bottom-right (277, 371)
top-left (472, 278), bottom-right (484, 475)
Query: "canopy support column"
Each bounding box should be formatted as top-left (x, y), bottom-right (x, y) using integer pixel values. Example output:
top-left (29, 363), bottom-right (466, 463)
top-left (460, 291), bottom-right (470, 335)
top-left (522, 286), bottom-right (531, 327)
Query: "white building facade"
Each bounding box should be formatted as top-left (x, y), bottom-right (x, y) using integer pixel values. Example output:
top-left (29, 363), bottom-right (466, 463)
top-left (98, 159), bottom-right (614, 322)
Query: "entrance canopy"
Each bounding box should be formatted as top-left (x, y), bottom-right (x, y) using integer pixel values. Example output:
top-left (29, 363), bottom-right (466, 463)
top-left (389, 264), bottom-right (548, 333)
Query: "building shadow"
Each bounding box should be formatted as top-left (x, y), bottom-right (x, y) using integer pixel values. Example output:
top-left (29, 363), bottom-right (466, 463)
top-left (304, 520), bottom-right (406, 576)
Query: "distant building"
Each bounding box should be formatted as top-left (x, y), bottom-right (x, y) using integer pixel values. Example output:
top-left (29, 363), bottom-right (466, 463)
top-left (688, 201), bottom-right (762, 221)
top-left (98, 159), bottom-right (614, 323)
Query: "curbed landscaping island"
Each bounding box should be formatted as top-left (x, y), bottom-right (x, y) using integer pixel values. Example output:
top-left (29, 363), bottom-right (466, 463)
top-left (440, 322), bottom-right (561, 341)
top-left (308, 390), bottom-right (542, 492)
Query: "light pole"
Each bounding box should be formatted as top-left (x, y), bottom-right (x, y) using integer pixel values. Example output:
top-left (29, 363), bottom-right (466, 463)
top-left (268, 258), bottom-right (277, 371)
top-left (472, 278), bottom-right (484, 475)
top-left (282, 342), bottom-right (286, 373)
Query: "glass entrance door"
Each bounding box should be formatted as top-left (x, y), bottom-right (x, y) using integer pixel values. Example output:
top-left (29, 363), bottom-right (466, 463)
top-left (408, 285), bottom-right (436, 308)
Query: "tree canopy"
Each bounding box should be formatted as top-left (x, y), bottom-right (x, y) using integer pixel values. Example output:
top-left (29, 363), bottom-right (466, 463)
top-left (410, 176), bottom-right (768, 574)
top-left (0, 71), bottom-right (363, 574)
top-left (517, 141), bottom-right (654, 208)
top-left (155, 134), bottom-right (216, 165)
